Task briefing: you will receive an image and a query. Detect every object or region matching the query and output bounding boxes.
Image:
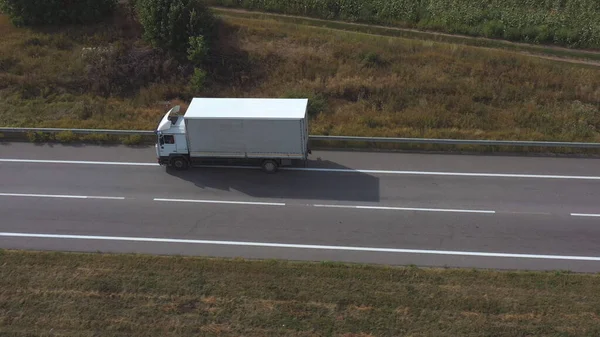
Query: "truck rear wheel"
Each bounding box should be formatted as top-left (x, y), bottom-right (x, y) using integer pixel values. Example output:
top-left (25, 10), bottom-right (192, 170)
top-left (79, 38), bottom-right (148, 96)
top-left (171, 156), bottom-right (189, 171)
top-left (261, 159), bottom-right (278, 173)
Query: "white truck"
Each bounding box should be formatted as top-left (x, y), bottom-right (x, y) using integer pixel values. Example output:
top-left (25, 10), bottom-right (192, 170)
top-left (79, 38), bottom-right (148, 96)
top-left (155, 97), bottom-right (311, 173)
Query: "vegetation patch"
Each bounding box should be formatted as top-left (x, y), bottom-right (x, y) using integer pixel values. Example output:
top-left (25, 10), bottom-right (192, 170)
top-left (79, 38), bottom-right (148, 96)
top-left (202, 16), bottom-right (600, 143)
top-left (0, 1), bottom-right (599, 147)
top-left (1, 250), bottom-right (600, 336)
top-left (206, 0), bottom-right (600, 50)
top-left (0, 0), bottom-right (117, 26)
top-left (211, 7), bottom-right (600, 65)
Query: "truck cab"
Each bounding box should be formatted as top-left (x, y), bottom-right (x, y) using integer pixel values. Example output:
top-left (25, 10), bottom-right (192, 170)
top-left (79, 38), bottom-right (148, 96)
top-left (155, 106), bottom-right (190, 169)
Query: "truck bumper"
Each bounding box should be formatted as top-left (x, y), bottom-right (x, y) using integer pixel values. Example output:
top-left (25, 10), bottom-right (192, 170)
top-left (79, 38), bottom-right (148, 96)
top-left (157, 157), bottom-right (170, 165)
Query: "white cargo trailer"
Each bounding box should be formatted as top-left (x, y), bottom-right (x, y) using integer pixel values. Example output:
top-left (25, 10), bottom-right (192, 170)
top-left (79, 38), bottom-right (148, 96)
top-left (155, 97), bottom-right (311, 173)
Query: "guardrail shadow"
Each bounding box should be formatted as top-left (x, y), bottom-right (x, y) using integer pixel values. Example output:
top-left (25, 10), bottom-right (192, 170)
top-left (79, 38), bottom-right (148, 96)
top-left (166, 158), bottom-right (380, 202)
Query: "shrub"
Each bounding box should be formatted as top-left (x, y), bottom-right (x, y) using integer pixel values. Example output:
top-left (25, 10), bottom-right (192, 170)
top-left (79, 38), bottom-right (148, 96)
top-left (482, 20), bottom-right (504, 39)
top-left (26, 131), bottom-right (53, 143)
top-left (189, 67), bottom-right (208, 92)
top-left (123, 135), bottom-right (145, 145)
top-left (187, 35), bottom-right (209, 65)
top-left (0, 0), bottom-right (118, 27)
top-left (283, 90), bottom-right (328, 117)
top-left (55, 131), bottom-right (78, 143)
top-left (135, 0), bottom-right (218, 55)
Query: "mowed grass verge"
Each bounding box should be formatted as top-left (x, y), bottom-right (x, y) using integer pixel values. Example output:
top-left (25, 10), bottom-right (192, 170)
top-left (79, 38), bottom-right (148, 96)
top-left (2, 249), bottom-right (600, 336)
top-left (0, 6), bottom-right (599, 148)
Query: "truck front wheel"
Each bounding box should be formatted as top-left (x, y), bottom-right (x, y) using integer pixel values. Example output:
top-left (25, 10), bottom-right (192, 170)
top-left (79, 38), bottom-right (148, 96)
top-left (261, 159), bottom-right (278, 173)
top-left (171, 157), bottom-right (189, 171)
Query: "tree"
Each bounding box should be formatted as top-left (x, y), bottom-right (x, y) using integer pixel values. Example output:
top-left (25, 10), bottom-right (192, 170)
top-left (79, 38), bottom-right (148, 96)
top-left (0, 0), bottom-right (117, 27)
top-left (135, 0), bottom-right (218, 56)
top-left (187, 35), bottom-right (209, 65)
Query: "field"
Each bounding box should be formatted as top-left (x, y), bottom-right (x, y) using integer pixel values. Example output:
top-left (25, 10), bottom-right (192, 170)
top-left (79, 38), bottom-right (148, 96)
top-left (212, 8), bottom-right (600, 66)
top-left (2, 249), bottom-right (600, 336)
top-left (1, 4), bottom-right (600, 144)
top-left (207, 0), bottom-right (600, 50)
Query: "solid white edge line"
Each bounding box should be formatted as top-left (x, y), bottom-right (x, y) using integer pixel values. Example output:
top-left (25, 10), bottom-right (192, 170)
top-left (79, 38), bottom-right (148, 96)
top-left (154, 198), bottom-right (285, 206)
top-left (1, 232), bottom-right (600, 261)
top-left (0, 193), bottom-right (125, 200)
top-left (313, 204), bottom-right (495, 214)
top-left (3, 158), bottom-right (600, 180)
top-left (285, 167), bottom-right (600, 180)
top-left (571, 213), bottom-right (600, 217)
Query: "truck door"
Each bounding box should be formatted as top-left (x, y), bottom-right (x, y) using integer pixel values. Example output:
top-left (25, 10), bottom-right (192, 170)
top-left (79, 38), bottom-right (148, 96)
top-left (158, 134), bottom-right (177, 157)
top-left (175, 134), bottom-right (188, 154)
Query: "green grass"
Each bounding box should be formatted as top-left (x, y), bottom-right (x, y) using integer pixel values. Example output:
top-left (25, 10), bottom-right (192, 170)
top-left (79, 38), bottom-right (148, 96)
top-left (1, 4), bottom-right (600, 150)
top-left (206, 0), bottom-right (600, 50)
top-left (2, 250), bottom-right (600, 336)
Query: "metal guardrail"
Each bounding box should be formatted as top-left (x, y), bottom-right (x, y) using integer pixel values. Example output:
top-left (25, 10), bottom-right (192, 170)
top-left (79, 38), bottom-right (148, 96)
top-left (2, 127), bottom-right (600, 148)
top-left (0, 127), bottom-right (155, 136)
top-left (310, 135), bottom-right (600, 148)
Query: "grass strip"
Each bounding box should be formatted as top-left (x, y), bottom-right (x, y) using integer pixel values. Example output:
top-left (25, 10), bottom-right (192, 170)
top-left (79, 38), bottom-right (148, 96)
top-left (3, 132), bottom-right (600, 158)
top-left (1, 249), bottom-right (600, 336)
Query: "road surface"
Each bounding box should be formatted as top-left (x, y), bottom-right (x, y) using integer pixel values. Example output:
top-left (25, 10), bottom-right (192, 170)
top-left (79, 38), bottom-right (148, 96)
top-left (1, 142), bottom-right (600, 272)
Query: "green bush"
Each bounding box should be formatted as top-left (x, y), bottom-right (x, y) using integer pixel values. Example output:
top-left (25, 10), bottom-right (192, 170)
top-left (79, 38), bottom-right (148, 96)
top-left (187, 35), bottom-right (209, 65)
top-left (205, 0), bottom-right (600, 49)
top-left (55, 131), bottom-right (78, 143)
top-left (135, 0), bottom-right (218, 55)
top-left (482, 20), bottom-right (504, 39)
top-left (189, 67), bottom-right (208, 92)
top-left (283, 90), bottom-right (328, 117)
top-left (123, 135), bottom-right (146, 145)
top-left (0, 0), bottom-right (117, 26)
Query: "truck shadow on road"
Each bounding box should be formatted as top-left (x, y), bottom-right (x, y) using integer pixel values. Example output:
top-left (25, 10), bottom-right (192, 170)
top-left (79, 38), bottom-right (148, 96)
top-left (165, 158), bottom-right (380, 202)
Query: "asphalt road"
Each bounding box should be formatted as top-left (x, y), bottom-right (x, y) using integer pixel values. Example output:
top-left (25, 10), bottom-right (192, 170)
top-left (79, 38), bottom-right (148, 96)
top-left (2, 142), bottom-right (600, 272)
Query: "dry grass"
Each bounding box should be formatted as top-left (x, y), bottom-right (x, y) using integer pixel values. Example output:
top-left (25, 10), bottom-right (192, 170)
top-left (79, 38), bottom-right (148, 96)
top-left (0, 9), bottom-right (186, 131)
top-left (1, 250), bottom-right (600, 336)
top-left (212, 16), bottom-right (600, 142)
top-left (1, 7), bottom-right (600, 145)
top-left (212, 7), bottom-right (600, 66)
top-left (206, 0), bottom-right (600, 50)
